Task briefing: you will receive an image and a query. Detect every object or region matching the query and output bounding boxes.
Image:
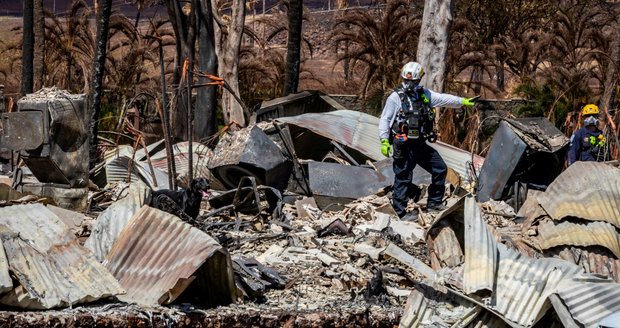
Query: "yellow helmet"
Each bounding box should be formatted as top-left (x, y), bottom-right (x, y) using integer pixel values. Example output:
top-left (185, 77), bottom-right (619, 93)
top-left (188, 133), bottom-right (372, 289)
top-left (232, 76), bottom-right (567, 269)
top-left (582, 104), bottom-right (599, 116)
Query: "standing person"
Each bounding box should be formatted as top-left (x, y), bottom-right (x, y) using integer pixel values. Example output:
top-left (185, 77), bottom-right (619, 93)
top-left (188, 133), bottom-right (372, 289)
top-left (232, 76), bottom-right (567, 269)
top-left (379, 62), bottom-right (476, 219)
top-left (568, 104), bottom-right (607, 165)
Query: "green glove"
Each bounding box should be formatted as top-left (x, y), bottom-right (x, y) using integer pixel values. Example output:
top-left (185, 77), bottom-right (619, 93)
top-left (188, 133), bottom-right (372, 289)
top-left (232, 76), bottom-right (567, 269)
top-left (461, 97), bottom-right (477, 107)
top-left (380, 138), bottom-right (391, 157)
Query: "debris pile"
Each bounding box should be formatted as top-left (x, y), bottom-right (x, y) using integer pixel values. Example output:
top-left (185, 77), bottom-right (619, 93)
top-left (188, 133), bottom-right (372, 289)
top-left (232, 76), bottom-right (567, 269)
top-left (0, 90), bottom-right (618, 327)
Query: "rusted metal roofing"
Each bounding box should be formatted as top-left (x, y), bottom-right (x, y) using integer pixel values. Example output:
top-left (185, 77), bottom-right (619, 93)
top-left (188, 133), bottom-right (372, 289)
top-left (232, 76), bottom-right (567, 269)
top-left (463, 196), bottom-right (497, 294)
top-left (556, 274), bottom-right (620, 327)
top-left (276, 110), bottom-right (484, 181)
top-left (0, 204), bottom-right (124, 309)
top-left (85, 182), bottom-right (151, 262)
top-left (149, 141), bottom-right (211, 178)
top-left (537, 162), bottom-right (620, 227)
top-left (533, 220), bottom-right (620, 258)
top-left (103, 206), bottom-right (236, 307)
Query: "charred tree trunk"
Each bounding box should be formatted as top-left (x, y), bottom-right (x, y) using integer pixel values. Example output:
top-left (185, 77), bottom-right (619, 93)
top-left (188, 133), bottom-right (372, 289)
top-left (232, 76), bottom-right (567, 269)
top-left (21, 0), bottom-right (34, 96)
top-left (33, 0), bottom-right (44, 91)
top-left (165, 0), bottom-right (196, 140)
top-left (416, 0), bottom-right (455, 93)
top-left (213, 0), bottom-right (246, 126)
top-left (88, 0), bottom-right (113, 169)
top-left (195, 0), bottom-right (218, 141)
top-left (283, 0), bottom-right (303, 96)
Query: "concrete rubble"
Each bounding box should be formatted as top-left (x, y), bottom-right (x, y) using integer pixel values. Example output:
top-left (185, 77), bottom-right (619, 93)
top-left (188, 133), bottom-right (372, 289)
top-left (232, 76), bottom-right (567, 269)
top-left (0, 91), bottom-right (618, 326)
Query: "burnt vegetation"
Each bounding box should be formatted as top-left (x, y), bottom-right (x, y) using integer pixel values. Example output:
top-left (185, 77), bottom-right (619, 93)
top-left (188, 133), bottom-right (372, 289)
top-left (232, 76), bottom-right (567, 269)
top-left (0, 0), bottom-right (619, 158)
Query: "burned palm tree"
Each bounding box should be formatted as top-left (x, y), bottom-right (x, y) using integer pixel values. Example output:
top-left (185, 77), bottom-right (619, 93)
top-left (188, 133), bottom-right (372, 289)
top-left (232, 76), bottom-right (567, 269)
top-left (329, 0), bottom-right (422, 102)
top-left (43, 0), bottom-right (94, 92)
top-left (539, 0), bottom-right (612, 125)
top-left (239, 4), bottom-right (316, 104)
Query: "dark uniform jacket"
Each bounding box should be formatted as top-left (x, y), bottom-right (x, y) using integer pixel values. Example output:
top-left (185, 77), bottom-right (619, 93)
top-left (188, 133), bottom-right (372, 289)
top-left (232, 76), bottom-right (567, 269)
top-left (568, 127), bottom-right (605, 165)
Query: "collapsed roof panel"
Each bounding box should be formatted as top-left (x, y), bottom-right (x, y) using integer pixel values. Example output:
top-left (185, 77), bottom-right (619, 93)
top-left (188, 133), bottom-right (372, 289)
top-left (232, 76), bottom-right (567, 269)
top-left (277, 110), bottom-right (483, 181)
top-left (0, 204), bottom-right (124, 309)
top-left (537, 162), bottom-right (620, 227)
top-left (103, 206), bottom-right (236, 307)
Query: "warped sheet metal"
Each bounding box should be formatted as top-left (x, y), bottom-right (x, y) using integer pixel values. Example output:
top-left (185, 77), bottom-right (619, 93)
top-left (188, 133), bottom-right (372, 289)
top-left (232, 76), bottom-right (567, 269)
top-left (556, 275), bottom-right (620, 327)
top-left (85, 182), bottom-right (151, 262)
top-left (399, 288), bottom-right (480, 328)
top-left (103, 206), bottom-right (236, 307)
top-left (463, 196), bottom-right (497, 294)
top-left (276, 110), bottom-right (484, 180)
top-left (0, 204), bottom-right (124, 309)
top-left (538, 162), bottom-right (620, 227)
top-left (307, 161), bottom-right (392, 208)
top-left (492, 244), bottom-right (583, 326)
top-left (533, 220), bottom-right (620, 258)
top-left (462, 200), bottom-right (584, 327)
top-left (553, 247), bottom-right (620, 283)
top-left (150, 141), bottom-right (210, 178)
top-left (104, 156), bottom-right (168, 190)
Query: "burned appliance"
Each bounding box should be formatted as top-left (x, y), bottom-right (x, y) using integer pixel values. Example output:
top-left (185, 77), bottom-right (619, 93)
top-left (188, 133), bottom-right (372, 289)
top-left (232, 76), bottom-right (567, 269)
top-left (0, 88), bottom-right (89, 208)
top-left (476, 117), bottom-right (569, 210)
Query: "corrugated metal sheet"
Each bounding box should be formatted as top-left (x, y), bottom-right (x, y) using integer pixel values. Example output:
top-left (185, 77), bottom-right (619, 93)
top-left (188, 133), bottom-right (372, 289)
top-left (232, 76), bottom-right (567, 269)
top-left (104, 156), bottom-right (169, 191)
top-left (461, 200), bottom-right (584, 327)
top-left (399, 289), bottom-right (480, 328)
top-left (463, 196), bottom-right (497, 294)
top-left (0, 204), bottom-right (124, 309)
top-left (533, 220), bottom-right (620, 258)
top-left (556, 275), bottom-right (620, 327)
top-left (276, 110), bottom-right (484, 181)
top-left (103, 206), bottom-right (236, 307)
top-left (149, 142), bottom-right (211, 178)
top-left (552, 246), bottom-right (620, 283)
top-left (85, 182), bottom-right (151, 262)
top-left (492, 244), bottom-right (583, 326)
top-left (537, 162), bottom-right (620, 227)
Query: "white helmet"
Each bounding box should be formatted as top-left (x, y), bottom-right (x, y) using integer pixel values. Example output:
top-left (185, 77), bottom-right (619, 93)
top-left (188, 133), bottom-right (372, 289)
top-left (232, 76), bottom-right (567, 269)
top-left (401, 62), bottom-right (424, 81)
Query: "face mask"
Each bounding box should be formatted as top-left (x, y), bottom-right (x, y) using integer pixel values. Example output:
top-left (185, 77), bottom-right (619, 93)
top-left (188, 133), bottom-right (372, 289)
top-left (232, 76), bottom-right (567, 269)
top-left (403, 80), bottom-right (420, 93)
top-left (584, 116), bottom-right (598, 127)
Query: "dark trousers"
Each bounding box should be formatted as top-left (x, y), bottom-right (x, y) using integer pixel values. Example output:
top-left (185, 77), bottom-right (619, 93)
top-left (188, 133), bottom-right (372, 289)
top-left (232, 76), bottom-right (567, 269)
top-left (392, 139), bottom-right (447, 217)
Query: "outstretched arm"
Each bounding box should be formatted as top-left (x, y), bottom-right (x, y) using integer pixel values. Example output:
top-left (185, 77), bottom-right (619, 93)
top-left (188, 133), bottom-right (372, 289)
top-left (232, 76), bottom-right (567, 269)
top-left (425, 89), bottom-right (466, 109)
